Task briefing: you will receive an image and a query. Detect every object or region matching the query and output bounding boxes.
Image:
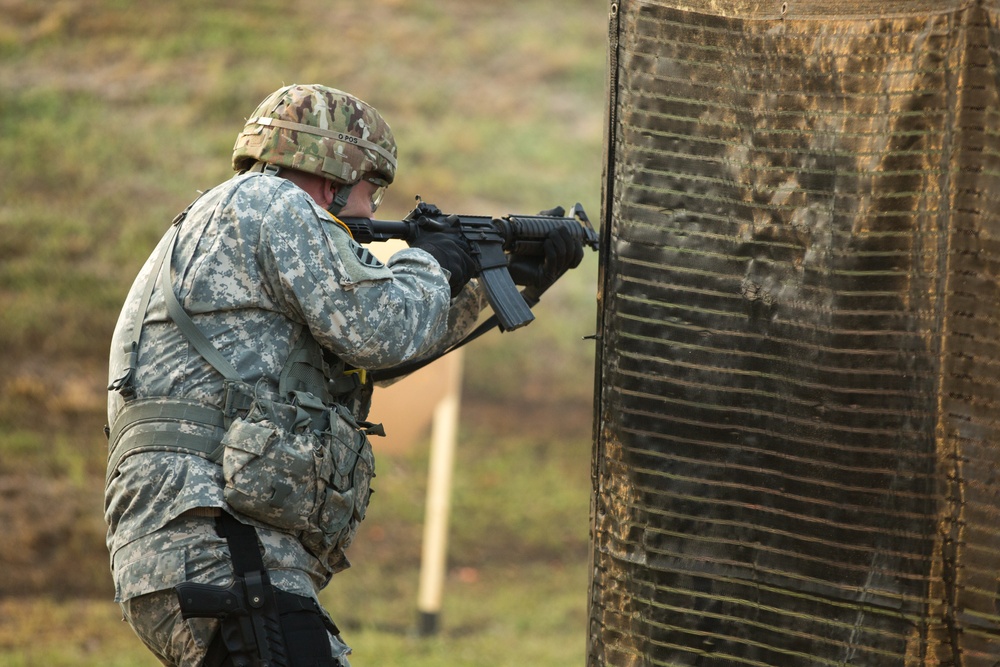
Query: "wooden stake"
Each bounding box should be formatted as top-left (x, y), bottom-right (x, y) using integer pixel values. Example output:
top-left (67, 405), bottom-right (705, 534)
top-left (416, 350), bottom-right (463, 636)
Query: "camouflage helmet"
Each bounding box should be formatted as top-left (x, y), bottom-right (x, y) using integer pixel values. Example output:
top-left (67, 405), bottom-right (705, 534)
top-left (232, 84), bottom-right (397, 186)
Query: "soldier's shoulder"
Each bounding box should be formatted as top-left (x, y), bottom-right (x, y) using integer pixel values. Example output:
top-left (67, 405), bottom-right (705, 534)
top-left (229, 172), bottom-right (299, 203)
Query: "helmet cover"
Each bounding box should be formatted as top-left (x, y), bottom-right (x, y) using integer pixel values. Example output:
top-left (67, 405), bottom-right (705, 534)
top-left (232, 84), bottom-right (397, 185)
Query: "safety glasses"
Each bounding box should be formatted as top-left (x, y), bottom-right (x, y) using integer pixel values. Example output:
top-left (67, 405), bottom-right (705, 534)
top-left (366, 177), bottom-right (388, 214)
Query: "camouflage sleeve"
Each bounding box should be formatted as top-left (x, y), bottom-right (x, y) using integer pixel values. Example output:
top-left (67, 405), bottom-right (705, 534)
top-left (377, 255), bottom-right (488, 355)
top-left (371, 275), bottom-right (489, 388)
top-left (259, 183), bottom-right (456, 370)
top-left (438, 278), bottom-right (488, 350)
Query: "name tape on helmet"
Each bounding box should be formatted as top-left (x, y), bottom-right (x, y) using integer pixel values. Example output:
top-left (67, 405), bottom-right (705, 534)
top-left (248, 117), bottom-right (398, 171)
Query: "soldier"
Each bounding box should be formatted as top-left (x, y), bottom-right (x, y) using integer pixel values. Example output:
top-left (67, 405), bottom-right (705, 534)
top-left (104, 83), bottom-right (583, 666)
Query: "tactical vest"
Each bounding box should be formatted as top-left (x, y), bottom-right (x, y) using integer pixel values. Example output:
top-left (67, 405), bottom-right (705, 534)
top-left (105, 206), bottom-right (370, 488)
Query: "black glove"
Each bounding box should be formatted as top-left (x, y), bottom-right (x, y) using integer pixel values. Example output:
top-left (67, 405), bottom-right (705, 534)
top-left (410, 234), bottom-right (478, 298)
top-left (508, 225), bottom-right (584, 291)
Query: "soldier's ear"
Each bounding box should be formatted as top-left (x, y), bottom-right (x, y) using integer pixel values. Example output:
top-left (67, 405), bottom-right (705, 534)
top-left (323, 180), bottom-right (338, 209)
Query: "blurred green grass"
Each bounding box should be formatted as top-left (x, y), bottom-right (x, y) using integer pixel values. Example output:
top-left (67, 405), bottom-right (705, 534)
top-left (0, 1), bottom-right (607, 664)
top-left (0, 0), bottom-right (606, 396)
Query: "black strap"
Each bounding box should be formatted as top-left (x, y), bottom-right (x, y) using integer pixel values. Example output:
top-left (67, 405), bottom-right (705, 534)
top-left (369, 286), bottom-right (544, 383)
top-left (201, 513), bottom-right (339, 667)
top-left (210, 513), bottom-right (289, 667)
top-left (214, 512), bottom-right (265, 576)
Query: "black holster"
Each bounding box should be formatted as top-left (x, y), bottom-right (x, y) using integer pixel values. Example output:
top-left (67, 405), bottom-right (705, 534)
top-left (175, 513), bottom-right (289, 667)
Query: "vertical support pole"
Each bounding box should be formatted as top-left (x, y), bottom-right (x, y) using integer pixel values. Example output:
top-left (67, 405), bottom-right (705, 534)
top-left (416, 350), bottom-right (464, 636)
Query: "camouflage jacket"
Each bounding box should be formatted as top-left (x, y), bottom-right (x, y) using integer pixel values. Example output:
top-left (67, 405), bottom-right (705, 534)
top-left (105, 172), bottom-right (485, 601)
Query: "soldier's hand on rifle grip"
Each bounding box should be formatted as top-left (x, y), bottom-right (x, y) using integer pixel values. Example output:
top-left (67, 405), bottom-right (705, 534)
top-left (409, 234), bottom-right (477, 298)
top-left (508, 225), bottom-right (584, 290)
top-left (545, 224), bottom-right (585, 279)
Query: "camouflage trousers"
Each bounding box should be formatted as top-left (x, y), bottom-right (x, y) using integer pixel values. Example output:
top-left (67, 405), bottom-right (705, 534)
top-left (115, 512), bottom-right (351, 666)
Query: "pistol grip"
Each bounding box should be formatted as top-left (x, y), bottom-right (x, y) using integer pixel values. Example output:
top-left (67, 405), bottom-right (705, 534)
top-left (175, 581), bottom-right (244, 619)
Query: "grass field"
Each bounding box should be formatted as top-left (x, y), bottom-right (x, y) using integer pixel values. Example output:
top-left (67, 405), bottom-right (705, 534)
top-left (0, 1), bottom-right (608, 665)
top-left (0, 403), bottom-right (594, 666)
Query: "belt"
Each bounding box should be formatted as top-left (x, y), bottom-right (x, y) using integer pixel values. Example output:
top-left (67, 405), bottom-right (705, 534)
top-left (105, 395), bottom-right (317, 486)
top-left (106, 397), bottom-right (229, 485)
top-left (182, 507), bottom-right (224, 518)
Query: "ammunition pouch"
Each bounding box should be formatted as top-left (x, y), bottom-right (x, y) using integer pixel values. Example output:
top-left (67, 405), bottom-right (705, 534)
top-left (221, 397), bottom-right (376, 563)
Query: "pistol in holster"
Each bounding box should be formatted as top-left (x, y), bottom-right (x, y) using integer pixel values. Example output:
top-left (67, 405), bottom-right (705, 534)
top-left (176, 569), bottom-right (289, 667)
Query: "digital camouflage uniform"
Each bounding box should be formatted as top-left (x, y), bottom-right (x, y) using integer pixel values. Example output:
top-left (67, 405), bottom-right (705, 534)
top-left (106, 171), bottom-right (486, 665)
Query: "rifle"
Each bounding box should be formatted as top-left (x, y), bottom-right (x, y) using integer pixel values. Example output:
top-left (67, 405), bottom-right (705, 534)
top-left (340, 201), bottom-right (599, 332)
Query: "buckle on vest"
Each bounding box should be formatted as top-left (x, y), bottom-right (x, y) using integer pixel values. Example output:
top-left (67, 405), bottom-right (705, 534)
top-left (344, 368), bottom-right (367, 384)
top-left (290, 390), bottom-right (329, 432)
top-left (329, 367), bottom-right (367, 398)
top-left (222, 381), bottom-right (255, 425)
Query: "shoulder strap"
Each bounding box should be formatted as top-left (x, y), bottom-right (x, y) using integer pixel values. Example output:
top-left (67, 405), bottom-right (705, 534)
top-left (157, 234), bottom-right (242, 384)
top-left (109, 197), bottom-right (245, 400)
top-left (110, 195), bottom-right (345, 412)
top-left (109, 210), bottom-right (186, 398)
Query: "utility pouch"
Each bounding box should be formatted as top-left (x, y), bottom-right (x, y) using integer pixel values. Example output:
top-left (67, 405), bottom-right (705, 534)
top-left (220, 403), bottom-right (375, 566)
top-left (300, 404), bottom-right (376, 563)
top-left (221, 417), bottom-right (324, 533)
